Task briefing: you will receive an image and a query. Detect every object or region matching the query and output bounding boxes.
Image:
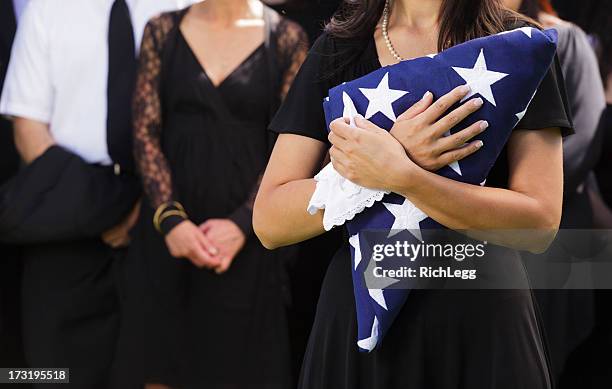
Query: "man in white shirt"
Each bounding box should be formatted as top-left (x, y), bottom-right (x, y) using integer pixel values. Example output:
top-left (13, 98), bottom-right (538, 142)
top-left (0, 1), bottom-right (191, 386)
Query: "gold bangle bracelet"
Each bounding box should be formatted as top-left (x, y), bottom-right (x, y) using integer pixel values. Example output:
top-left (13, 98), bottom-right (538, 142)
top-left (153, 203), bottom-right (171, 230)
top-left (155, 209), bottom-right (189, 234)
top-left (153, 201), bottom-right (187, 233)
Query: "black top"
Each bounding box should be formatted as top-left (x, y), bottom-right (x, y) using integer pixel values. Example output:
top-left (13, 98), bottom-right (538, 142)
top-left (133, 7), bottom-right (309, 234)
top-left (271, 31), bottom-right (573, 188)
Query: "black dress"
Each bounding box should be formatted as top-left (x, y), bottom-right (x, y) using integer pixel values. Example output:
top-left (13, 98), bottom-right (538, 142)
top-left (114, 7), bottom-right (308, 389)
top-left (270, 30), bottom-right (573, 389)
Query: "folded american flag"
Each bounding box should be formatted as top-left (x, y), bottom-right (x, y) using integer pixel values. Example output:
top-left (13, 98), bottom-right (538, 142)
top-left (314, 27), bottom-right (558, 352)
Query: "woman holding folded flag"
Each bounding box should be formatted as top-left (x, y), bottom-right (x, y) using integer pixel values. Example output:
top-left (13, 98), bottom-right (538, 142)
top-left (254, 0), bottom-right (572, 388)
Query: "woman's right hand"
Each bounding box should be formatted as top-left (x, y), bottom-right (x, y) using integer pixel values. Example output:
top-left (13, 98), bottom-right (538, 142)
top-left (389, 84), bottom-right (489, 172)
top-left (165, 220), bottom-right (221, 269)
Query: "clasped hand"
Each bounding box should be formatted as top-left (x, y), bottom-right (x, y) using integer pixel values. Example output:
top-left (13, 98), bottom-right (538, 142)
top-left (165, 218), bottom-right (246, 274)
top-left (328, 85), bottom-right (488, 192)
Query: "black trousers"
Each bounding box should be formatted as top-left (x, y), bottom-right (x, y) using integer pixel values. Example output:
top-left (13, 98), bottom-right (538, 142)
top-left (20, 239), bottom-right (121, 389)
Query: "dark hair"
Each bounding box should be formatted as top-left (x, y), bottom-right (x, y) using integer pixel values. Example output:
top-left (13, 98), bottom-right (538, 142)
top-left (326, 0), bottom-right (523, 52)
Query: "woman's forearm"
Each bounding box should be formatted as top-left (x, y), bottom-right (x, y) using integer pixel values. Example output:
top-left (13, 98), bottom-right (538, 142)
top-left (393, 164), bottom-right (561, 252)
top-left (253, 178), bottom-right (325, 249)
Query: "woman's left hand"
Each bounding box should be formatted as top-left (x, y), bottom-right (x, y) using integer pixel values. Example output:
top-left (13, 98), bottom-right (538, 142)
top-left (199, 219), bottom-right (246, 274)
top-left (328, 116), bottom-right (414, 192)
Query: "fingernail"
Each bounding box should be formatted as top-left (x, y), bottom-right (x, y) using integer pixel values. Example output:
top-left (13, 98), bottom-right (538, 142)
top-left (476, 140), bottom-right (484, 148)
top-left (459, 84), bottom-right (471, 94)
top-left (422, 91), bottom-right (432, 100)
top-left (210, 247), bottom-right (219, 255)
top-left (473, 97), bottom-right (483, 107)
top-left (479, 120), bottom-right (489, 130)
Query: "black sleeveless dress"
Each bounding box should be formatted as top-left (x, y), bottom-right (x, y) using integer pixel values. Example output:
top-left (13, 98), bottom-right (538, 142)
top-left (114, 8), bottom-right (308, 389)
top-left (270, 30), bottom-right (573, 389)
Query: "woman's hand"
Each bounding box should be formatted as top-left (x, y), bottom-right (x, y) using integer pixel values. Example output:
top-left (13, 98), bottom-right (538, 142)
top-left (165, 220), bottom-right (221, 269)
top-left (328, 116), bottom-right (414, 192)
top-left (200, 219), bottom-right (246, 274)
top-left (389, 85), bottom-right (488, 171)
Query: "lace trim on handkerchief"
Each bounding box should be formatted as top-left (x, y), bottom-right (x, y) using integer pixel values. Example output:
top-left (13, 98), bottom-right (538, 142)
top-left (307, 163), bottom-right (389, 231)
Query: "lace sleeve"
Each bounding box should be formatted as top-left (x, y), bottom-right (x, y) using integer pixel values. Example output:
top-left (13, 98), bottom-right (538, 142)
top-left (276, 18), bottom-right (309, 100)
top-left (133, 14), bottom-right (176, 210)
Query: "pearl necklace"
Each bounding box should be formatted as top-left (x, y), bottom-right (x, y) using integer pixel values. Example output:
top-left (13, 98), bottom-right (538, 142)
top-left (382, 0), bottom-right (403, 62)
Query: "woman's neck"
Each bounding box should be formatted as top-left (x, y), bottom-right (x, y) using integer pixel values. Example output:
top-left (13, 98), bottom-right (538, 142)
top-left (193, 0), bottom-right (263, 26)
top-left (392, 0), bottom-right (442, 30)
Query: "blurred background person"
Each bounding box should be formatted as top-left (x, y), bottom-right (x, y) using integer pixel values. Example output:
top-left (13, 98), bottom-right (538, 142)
top-left (547, 2), bottom-right (612, 387)
top-left (0, 0), bottom-right (190, 387)
top-left (113, 1), bottom-right (308, 388)
top-left (505, 0), bottom-right (607, 387)
top-left (0, 0), bottom-right (30, 383)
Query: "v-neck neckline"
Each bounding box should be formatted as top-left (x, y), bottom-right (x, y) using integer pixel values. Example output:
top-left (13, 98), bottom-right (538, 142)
top-left (178, 18), bottom-right (265, 89)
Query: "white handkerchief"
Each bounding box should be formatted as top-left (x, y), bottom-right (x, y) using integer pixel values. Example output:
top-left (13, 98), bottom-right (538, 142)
top-left (308, 163), bottom-right (388, 231)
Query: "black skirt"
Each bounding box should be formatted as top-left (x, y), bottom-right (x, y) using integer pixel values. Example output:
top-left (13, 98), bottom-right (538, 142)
top-left (298, 245), bottom-right (552, 389)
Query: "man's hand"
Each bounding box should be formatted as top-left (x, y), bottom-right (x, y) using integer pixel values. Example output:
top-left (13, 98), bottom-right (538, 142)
top-left (200, 219), bottom-right (246, 274)
top-left (13, 117), bottom-right (55, 164)
top-left (102, 200), bottom-right (141, 248)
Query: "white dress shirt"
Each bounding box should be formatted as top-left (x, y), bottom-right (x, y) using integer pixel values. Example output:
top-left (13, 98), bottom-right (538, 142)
top-left (0, 0), bottom-right (195, 165)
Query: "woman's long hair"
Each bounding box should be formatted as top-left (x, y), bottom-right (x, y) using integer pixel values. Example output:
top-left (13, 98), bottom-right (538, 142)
top-left (326, 0), bottom-right (522, 51)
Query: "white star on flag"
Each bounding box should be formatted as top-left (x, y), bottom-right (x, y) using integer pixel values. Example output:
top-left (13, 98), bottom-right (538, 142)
top-left (357, 316), bottom-right (379, 352)
top-left (499, 26), bottom-right (533, 38)
top-left (349, 234), bottom-right (362, 270)
top-left (342, 91), bottom-right (359, 126)
top-left (515, 106), bottom-right (528, 122)
top-left (515, 89), bottom-right (538, 121)
top-left (452, 49), bottom-right (509, 107)
top-left (359, 72), bottom-right (408, 122)
top-left (383, 198), bottom-right (428, 240)
top-left (368, 289), bottom-right (388, 310)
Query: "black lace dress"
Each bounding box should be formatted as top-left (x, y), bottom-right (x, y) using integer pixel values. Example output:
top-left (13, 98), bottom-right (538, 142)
top-left (113, 7), bottom-right (308, 389)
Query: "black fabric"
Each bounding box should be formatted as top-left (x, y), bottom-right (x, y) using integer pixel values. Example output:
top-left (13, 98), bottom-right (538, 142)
top-left (107, 0), bottom-right (137, 172)
top-left (270, 0), bottom-right (340, 43)
top-left (0, 0), bottom-right (19, 187)
top-left (595, 105), bottom-right (612, 207)
top-left (20, 239), bottom-right (121, 389)
top-left (0, 2), bottom-right (28, 378)
top-left (0, 146), bottom-right (141, 244)
top-left (270, 30), bottom-right (572, 389)
top-left (115, 9), bottom-right (294, 388)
